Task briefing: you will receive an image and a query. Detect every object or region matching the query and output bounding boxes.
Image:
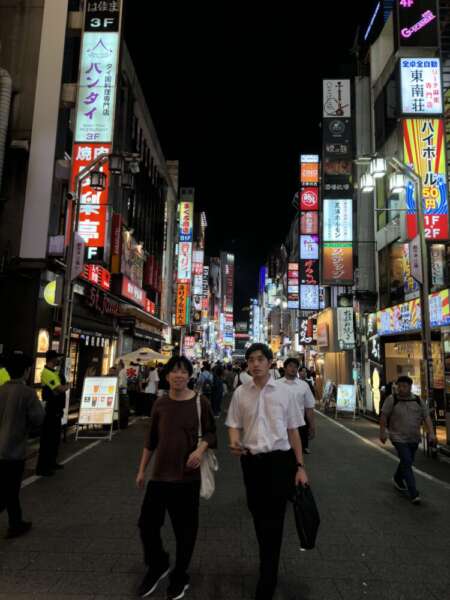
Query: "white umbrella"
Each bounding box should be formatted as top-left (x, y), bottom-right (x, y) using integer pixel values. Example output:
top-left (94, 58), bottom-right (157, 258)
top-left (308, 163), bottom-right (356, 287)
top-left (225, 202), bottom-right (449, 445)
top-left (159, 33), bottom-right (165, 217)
top-left (119, 347), bottom-right (169, 364)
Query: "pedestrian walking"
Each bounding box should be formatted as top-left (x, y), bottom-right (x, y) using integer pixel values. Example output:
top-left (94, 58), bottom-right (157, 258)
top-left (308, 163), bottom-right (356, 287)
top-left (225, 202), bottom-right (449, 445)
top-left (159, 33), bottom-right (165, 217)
top-left (143, 363), bottom-right (159, 416)
top-left (234, 361), bottom-right (252, 387)
top-left (269, 362), bottom-right (280, 380)
top-left (0, 352), bottom-right (44, 538)
top-left (196, 362), bottom-right (213, 398)
top-left (226, 343), bottom-right (308, 600)
top-left (279, 358), bottom-right (316, 454)
top-left (211, 365), bottom-right (224, 417)
top-left (379, 375), bottom-right (435, 504)
top-left (36, 351), bottom-right (69, 477)
top-left (136, 355), bottom-right (217, 599)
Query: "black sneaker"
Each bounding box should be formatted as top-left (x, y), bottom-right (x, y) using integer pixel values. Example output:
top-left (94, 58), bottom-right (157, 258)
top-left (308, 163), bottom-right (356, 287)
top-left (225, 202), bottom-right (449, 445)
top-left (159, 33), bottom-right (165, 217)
top-left (411, 494), bottom-right (421, 505)
top-left (138, 566), bottom-right (170, 597)
top-left (6, 521), bottom-right (32, 539)
top-left (392, 477), bottom-right (407, 492)
top-left (166, 576), bottom-right (190, 600)
top-left (53, 463), bottom-right (65, 470)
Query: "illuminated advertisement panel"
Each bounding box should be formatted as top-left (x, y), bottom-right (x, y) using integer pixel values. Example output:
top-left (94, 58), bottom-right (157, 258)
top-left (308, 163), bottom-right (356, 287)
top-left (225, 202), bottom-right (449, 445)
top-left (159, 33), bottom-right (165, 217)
top-left (403, 119), bottom-right (448, 240)
top-left (323, 199), bottom-right (353, 242)
top-left (299, 235), bottom-right (319, 260)
top-left (400, 58), bottom-right (442, 115)
top-left (322, 242), bottom-right (353, 284)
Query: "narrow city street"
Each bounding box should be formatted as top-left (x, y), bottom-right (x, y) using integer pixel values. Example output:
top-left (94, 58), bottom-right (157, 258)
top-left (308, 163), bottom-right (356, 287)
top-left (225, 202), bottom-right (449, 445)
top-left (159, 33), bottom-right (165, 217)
top-left (1, 413), bottom-right (449, 600)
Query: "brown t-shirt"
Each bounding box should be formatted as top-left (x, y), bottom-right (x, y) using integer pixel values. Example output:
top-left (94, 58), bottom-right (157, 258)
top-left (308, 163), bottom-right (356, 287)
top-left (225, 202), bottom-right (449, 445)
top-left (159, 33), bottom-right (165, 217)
top-left (145, 393), bottom-right (217, 482)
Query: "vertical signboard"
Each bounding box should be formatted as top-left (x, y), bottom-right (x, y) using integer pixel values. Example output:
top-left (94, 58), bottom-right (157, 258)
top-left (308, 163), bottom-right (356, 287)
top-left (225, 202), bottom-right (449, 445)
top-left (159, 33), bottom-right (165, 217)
top-left (403, 119), bottom-right (449, 240)
top-left (287, 262), bottom-right (299, 309)
top-left (175, 191), bottom-right (194, 327)
top-left (175, 283), bottom-right (190, 326)
top-left (322, 78), bottom-right (354, 285)
top-left (299, 154), bottom-right (320, 310)
top-left (70, 0), bottom-right (123, 263)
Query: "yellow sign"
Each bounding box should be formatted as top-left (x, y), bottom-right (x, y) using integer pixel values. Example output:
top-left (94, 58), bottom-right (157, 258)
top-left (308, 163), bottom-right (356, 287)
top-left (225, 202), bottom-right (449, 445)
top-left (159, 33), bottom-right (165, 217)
top-left (44, 281), bottom-right (58, 306)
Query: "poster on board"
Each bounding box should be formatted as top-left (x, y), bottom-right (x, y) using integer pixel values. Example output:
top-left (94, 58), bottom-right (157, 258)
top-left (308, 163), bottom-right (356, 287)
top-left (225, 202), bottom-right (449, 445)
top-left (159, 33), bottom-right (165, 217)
top-left (78, 377), bottom-right (118, 425)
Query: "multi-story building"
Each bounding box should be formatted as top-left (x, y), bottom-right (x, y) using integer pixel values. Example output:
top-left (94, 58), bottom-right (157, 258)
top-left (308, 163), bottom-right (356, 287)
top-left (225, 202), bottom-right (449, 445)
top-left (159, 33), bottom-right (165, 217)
top-left (0, 1), bottom-right (177, 397)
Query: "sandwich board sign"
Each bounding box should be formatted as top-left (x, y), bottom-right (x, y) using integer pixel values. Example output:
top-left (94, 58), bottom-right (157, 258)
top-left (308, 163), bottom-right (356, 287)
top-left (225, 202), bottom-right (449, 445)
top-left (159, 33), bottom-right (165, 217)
top-left (76, 376), bottom-right (119, 441)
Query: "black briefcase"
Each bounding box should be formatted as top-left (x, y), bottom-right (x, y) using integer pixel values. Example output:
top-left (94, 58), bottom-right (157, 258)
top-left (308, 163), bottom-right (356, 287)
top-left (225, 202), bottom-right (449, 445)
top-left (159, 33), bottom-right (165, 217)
top-left (292, 484), bottom-right (320, 550)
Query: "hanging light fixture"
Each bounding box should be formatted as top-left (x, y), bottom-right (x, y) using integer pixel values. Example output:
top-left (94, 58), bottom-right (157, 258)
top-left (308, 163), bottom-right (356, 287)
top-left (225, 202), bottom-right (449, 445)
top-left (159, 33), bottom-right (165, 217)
top-left (90, 171), bottom-right (106, 191)
top-left (121, 172), bottom-right (134, 189)
top-left (360, 172), bottom-right (375, 193)
top-left (369, 157), bottom-right (387, 179)
top-left (389, 172), bottom-right (406, 194)
top-left (109, 154), bottom-right (123, 174)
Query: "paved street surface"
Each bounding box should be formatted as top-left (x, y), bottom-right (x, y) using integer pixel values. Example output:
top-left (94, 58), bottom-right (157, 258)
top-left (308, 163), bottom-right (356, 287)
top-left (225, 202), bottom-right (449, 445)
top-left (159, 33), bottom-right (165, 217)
top-left (1, 412), bottom-right (449, 600)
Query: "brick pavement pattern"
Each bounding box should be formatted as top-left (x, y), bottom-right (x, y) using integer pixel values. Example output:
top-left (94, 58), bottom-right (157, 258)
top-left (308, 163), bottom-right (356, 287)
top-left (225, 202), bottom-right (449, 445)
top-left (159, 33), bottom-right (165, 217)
top-left (0, 413), bottom-right (449, 600)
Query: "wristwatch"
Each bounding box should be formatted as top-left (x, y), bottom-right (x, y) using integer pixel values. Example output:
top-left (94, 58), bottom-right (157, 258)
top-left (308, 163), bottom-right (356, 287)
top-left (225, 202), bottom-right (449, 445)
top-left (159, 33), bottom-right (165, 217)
top-left (296, 462), bottom-right (304, 469)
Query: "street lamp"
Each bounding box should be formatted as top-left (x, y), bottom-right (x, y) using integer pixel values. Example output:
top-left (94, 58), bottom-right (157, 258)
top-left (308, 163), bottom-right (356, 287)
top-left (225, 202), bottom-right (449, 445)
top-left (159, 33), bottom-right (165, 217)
top-left (357, 155), bottom-right (432, 407)
top-left (90, 170), bottom-right (106, 191)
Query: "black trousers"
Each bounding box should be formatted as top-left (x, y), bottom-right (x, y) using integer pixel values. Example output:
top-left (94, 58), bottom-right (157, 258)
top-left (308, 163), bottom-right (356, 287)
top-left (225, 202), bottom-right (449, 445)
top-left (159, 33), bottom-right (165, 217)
top-left (0, 460), bottom-right (25, 528)
top-left (37, 410), bottom-right (62, 471)
top-left (241, 450), bottom-right (296, 600)
top-left (138, 480), bottom-right (200, 582)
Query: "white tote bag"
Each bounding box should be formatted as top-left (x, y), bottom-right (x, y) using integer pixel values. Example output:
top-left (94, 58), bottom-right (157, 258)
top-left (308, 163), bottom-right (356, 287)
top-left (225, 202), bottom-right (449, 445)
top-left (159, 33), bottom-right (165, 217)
top-left (196, 395), bottom-right (219, 500)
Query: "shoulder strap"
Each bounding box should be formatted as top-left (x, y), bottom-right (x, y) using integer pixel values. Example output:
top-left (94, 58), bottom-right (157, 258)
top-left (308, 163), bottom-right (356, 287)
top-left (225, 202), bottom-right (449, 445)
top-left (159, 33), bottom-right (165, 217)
top-left (196, 394), bottom-right (203, 439)
top-left (393, 394), bottom-right (399, 407)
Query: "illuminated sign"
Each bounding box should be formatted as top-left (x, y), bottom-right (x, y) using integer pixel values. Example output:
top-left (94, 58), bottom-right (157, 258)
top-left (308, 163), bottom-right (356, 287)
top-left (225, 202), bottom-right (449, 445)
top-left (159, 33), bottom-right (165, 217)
top-left (179, 201), bottom-right (193, 243)
top-left (120, 275), bottom-right (146, 308)
top-left (287, 262), bottom-right (299, 309)
top-left (322, 242), bottom-right (353, 284)
top-left (396, 0), bottom-right (438, 48)
top-left (300, 259), bottom-right (319, 285)
top-left (177, 242), bottom-right (193, 282)
top-left (403, 119), bottom-right (448, 239)
top-left (400, 58), bottom-right (442, 115)
top-left (376, 289), bottom-right (450, 335)
top-left (300, 154), bottom-right (320, 163)
top-left (337, 307), bottom-right (355, 350)
top-left (175, 283), bottom-right (190, 326)
top-left (300, 235), bottom-right (319, 260)
top-left (300, 187), bottom-right (319, 211)
top-left (71, 142), bottom-right (111, 260)
top-left (323, 79), bottom-right (351, 118)
top-left (300, 211), bottom-right (319, 235)
top-left (300, 162), bottom-right (319, 186)
top-left (323, 199), bottom-right (353, 242)
top-left (300, 284), bottom-right (319, 310)
top-left (75, 32), bottom-right (120, 142)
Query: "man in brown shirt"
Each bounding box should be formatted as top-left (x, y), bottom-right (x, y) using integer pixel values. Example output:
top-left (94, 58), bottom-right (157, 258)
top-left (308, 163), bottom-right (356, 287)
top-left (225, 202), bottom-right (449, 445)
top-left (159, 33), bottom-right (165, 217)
top-left (136, 356), bottom-right (216, 600)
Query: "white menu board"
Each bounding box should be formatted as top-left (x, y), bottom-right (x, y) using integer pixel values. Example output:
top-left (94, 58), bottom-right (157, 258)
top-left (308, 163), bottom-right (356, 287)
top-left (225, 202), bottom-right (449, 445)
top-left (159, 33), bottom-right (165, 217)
top-left (78, 377), bottom-right (118, 425)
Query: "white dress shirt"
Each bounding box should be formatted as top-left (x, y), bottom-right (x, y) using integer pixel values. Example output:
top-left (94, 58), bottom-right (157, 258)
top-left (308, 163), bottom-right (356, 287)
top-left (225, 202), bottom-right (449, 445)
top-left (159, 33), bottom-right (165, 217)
top-left (226, 377), bottom-right (304, 454)
top-left (278, 377), bottom-right (315, 415)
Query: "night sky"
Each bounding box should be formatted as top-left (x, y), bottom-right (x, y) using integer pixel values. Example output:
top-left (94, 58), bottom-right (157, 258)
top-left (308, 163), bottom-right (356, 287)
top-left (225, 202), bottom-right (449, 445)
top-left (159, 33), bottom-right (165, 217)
top-left (125, 2), bottom-right (376, 314)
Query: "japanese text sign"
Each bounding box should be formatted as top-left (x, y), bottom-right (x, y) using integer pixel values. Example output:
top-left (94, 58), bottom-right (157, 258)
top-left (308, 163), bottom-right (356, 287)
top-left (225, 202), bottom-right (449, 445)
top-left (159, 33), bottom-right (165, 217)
top-left (403, 119), bottom-right (448, 240)
top-left (400, 58), bottom-right (442, 115)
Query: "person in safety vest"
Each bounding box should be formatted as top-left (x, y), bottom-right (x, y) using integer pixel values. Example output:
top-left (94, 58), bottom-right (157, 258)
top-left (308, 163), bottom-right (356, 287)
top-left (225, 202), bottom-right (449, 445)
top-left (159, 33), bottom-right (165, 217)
top-left (36, 351), bottom-right (69, 476)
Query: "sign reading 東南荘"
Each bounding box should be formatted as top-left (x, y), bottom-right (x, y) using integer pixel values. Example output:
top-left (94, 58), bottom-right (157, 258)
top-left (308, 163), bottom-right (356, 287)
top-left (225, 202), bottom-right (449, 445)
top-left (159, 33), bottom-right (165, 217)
top-left (400, 58), bottom-right (442, 115)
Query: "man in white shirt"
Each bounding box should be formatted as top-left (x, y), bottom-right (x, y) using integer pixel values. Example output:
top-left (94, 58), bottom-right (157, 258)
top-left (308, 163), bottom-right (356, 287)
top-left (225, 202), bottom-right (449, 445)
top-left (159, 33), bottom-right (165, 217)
top-left (279, 358), bottom-right (316, 454)
top-left (226, 343), bottom-right (308, 600)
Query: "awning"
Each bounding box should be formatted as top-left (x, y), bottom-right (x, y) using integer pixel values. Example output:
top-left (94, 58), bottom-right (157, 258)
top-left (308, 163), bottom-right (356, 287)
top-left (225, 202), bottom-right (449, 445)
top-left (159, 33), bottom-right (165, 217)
top-left (119, 304), bottom-right (168, 330)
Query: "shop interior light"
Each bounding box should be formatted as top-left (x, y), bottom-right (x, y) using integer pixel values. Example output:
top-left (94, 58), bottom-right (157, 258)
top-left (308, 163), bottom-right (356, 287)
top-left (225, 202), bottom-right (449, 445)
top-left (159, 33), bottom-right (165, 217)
top-left (109, 154), bottom-right (123, 174)
top-left (389, 172), bottom-right (406, 194)
top-left (360, 172), bottom-right (375, 193)
top-left (282, 301), bottom-right (288, 309)
top-left (275, 297), bottom-right (281, 306)
top-left (369, 157), bottom-right (387, 179)
top-left (90, 170), bottom-right (106, 191)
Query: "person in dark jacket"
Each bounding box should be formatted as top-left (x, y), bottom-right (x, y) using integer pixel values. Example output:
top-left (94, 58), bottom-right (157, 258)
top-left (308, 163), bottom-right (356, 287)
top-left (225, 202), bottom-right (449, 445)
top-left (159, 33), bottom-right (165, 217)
top-left (36, 351), bottom-right (69, 476)
top-left (211, 365), bottom-right (225, 417)
top-left (0, 352), bottom-right (44, 538)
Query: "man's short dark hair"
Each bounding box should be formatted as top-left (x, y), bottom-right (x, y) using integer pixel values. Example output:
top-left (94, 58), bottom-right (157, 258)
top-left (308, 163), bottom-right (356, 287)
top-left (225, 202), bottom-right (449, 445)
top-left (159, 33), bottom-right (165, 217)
top-left (284, 357), bottom-right (300, 369)
top-left (165, 355), bottom-right (193, 377)
top-left (245, 343), bottom-right (273, 362)
top-left (396, 375), bottom-right (413, 386)
top-left (4, 352), bottom-right (33, 379)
